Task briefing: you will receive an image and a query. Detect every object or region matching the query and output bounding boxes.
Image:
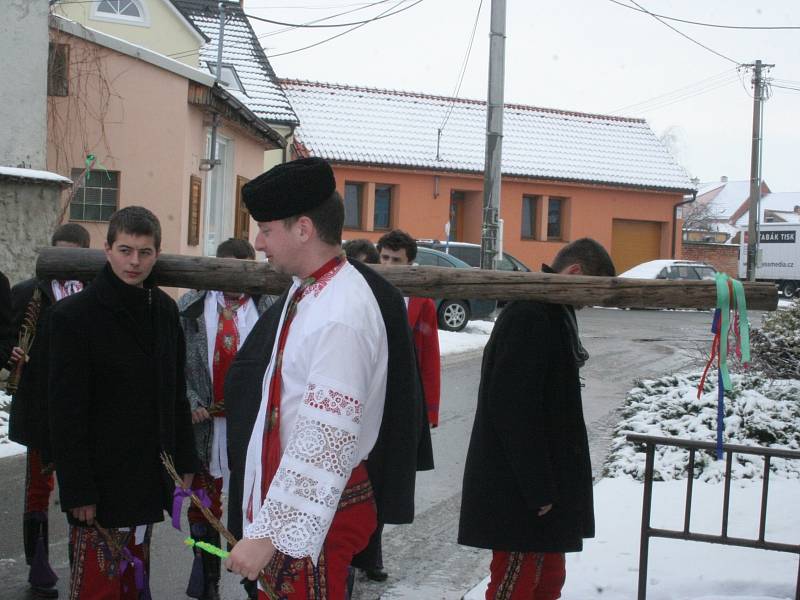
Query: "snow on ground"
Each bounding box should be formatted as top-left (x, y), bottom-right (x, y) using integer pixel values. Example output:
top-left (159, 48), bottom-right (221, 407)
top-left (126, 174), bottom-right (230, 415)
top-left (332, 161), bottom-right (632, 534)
top-left (466, 477), bottom-right (799, 600)
top-left (0, 391), bottom-right (25, 458)
top-left (437, 319), bottom-right (494, 357)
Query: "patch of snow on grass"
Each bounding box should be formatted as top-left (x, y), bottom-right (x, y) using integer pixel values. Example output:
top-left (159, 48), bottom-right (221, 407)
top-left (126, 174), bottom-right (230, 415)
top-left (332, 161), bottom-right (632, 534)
top-left (604, 372), bottom-right (800, 482)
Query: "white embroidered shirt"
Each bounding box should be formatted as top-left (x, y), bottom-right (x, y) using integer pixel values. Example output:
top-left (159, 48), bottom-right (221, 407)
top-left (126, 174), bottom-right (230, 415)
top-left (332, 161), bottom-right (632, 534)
top-left (242, 261), bottom-right (388, 563)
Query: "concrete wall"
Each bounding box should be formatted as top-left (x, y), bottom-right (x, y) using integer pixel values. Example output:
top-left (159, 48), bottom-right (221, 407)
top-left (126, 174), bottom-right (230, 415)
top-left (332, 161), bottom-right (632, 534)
top-left (0, 182), bottom-right (63, 284)
top-left (331, 164), bottom-right (684, 270)
top-left (682, 242), bottom-right (740, 276)
top-left (1, 0), bottom-right (48, 168)
top-left (53, 0), bottom-right (202, 67)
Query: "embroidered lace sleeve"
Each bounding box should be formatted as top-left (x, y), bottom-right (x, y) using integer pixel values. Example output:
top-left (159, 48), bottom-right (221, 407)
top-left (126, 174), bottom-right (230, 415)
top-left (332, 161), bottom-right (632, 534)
top-left (244, 322), bottom-right (380, 562)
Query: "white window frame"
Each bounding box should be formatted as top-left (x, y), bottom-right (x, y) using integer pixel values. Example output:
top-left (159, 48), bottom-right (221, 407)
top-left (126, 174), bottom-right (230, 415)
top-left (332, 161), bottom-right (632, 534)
top-left (90, 0), bottom-right (150, 28)
top-left (207, 63), bottom-right (247, 94)
top-left (203, 132), bottom-right (235, 257)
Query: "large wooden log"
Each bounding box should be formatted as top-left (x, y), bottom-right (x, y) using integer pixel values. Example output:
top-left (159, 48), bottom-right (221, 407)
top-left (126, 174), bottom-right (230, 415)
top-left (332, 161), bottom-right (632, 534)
top-left (36, 247), bottom-right (778, 311)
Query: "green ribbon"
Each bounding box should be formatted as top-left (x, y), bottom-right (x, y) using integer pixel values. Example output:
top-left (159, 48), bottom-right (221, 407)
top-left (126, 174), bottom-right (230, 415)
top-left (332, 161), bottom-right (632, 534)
top-left (184, 536), bottom-right (230, 559)
top-left (84, 154), bottom-right (112, 183)
top-left (715, 273), bottom-right (732, 389)
top-left (732, 278), bottom-right (751, 364)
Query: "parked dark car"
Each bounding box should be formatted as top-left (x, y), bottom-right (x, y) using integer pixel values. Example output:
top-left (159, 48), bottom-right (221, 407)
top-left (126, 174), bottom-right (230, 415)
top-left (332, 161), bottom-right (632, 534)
top-left (414, 247), bottom-right (497, 331)
top-left (417, 240), bottom-right (531, 272)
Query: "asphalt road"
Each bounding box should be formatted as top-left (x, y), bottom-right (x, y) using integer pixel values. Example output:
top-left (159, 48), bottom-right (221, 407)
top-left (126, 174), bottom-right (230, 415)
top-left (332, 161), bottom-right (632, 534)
top-left (0, 307), bottom-right (721, 599)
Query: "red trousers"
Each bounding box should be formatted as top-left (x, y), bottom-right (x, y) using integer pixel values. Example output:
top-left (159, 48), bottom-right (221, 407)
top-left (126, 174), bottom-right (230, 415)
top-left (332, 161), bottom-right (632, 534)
top-left (258, 463), bottom-right (376, 600)
top-left (486, 551), bottom-right (566, 600)
top-left (68, 525), bottom-right (152, 600)
top-left (25, 449), bottom-right (54, 514)
top-left (187, 471), bottom-right (223, 524)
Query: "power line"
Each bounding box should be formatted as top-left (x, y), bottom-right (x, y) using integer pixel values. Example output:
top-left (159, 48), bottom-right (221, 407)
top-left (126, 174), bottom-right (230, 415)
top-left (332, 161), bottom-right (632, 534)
top-left (254, 0), bottom-right (394, 40)
top-left (610, 69), bottom-right (738, 114)
top-left (246, 0), bottom-right (404, 28)
top-left (606, 0), bottom-right (800, 30)
top-left (265, 0), bottom-right (425, 59)
top-left (610, 0), bottom-right (741, 65)
top-left (772, 83), bottom-right (800, 93)
top-left (439, 0), bottom-right (484, 133)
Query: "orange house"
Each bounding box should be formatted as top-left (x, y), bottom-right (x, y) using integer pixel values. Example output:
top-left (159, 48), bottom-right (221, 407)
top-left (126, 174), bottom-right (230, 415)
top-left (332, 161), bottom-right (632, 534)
top-left (281, 80), bottom-right (696, 273)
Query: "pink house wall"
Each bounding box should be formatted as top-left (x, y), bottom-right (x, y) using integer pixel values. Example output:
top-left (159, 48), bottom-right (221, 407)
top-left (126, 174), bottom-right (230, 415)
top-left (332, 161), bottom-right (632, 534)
top-left (47, 31), bottom-right (271, 263)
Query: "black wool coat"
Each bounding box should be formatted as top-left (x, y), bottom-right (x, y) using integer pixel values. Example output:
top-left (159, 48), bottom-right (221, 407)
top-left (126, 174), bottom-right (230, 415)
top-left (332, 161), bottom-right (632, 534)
top-left (0, 271), bottom-right (14, 367)
top-left (48, 264), bottom-right (199, 528)
top-left (458, 300), bottom-right (595, 553)
top-left (8, 278), bottom-right (58, 449)
top-left (225, 259), bottom-right (433, 541)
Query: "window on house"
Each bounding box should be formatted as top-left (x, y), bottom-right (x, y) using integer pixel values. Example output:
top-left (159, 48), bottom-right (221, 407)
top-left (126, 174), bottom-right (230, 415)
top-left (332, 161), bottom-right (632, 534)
top-left (208, 63), bottom-right (246, 94)
top-left (48, 43), bottom-right (69, 97)
top-left (96, 0), bottom-right (143, 19)
top-left (69, 168), bottom-right (119, 222)
top-left (521, 195), bottom-right (537, 239)
top-left (374, 184), bottom-right (392, 229)
top-left (547, 197), bottom-right (565, 240)
top-left (344, 182), bottom-right (363, 229)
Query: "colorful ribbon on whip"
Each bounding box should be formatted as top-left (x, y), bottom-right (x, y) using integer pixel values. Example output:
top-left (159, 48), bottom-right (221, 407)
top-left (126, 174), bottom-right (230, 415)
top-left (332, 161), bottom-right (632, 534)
top-left (184, 536), bottom-right (230, 559)
top-left (172, 486), bottom-right (211, 530)
top-left (697, 273), bottom-right (751, 459)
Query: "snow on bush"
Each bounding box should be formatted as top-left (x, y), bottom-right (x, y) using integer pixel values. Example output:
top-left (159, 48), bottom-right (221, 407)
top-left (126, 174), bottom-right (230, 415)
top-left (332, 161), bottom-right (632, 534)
top-left (750, 297), bottom-right (800, 379)
top-left (604, 372), bottom-right (800, 482)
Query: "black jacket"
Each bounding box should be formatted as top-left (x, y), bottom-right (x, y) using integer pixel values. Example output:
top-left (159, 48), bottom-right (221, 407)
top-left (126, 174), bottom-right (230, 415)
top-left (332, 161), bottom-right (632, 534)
top-left (225, 259), bottom-right (432, 540)
top-left (458, 300), bottom-right (595, 553)
top-left (8, 278), bottom-right (57, 449)
top-left (0, 271), bottom-right (14, 367)
top-left (48, 264), bottom-right (199, 528)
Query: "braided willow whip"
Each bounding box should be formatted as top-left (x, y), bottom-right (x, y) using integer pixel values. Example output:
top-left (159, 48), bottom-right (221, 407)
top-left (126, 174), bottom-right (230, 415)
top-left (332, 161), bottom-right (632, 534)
top-left (7, 289), bottom-right (42, 393)
top-left (160, 452), bottom-right (278, 600)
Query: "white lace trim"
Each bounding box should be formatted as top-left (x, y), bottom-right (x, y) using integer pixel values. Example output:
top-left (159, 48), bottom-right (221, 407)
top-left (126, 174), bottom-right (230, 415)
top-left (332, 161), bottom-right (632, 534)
top-left (245, 383), bottom-right (363, 561)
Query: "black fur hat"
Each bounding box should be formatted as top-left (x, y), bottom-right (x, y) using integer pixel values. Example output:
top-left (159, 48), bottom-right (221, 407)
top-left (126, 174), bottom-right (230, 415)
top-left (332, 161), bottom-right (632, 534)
top-left (242, 157), bottom-right (336, 222)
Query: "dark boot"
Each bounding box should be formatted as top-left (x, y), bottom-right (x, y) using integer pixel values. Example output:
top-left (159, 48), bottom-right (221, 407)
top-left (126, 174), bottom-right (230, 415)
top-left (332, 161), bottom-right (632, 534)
top-left (23, 512), bottom-right (58, 598)
top-left (200, 529), bottom-right (221, 600)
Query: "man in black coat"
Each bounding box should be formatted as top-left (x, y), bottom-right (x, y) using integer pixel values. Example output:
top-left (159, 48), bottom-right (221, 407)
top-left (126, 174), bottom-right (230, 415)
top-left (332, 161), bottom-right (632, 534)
top-left (458, 238), bottom-right (615, 600)
top-left (48, 207), bottom-right (198, 599)
top-left (0, 270), bottom-right (13, 369)
top-left (7, 223), bottom-right (90, 599)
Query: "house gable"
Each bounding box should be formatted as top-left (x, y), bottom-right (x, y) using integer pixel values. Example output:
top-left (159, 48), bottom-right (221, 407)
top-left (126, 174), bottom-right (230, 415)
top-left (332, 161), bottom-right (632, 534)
top-left (52, 0), bottom-right (206, 67)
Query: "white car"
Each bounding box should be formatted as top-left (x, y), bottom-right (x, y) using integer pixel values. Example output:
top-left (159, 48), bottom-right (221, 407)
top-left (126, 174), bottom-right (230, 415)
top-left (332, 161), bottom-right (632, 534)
top-left (620, 259), bottom-right (717, 281)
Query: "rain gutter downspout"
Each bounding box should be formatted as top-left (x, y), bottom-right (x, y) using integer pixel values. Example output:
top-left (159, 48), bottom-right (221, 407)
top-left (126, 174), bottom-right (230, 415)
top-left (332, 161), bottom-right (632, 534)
top-left (672, 190), bottom-right (697, 259)
top-left (200, 2), bottom-right (225, 171)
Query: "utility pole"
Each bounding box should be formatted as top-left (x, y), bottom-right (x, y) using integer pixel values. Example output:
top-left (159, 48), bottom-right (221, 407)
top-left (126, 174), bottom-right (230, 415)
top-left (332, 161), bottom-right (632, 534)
top-left (480, 0), bottom-right (506, 270)
top-left (745, 59), bottom-right (773, 281)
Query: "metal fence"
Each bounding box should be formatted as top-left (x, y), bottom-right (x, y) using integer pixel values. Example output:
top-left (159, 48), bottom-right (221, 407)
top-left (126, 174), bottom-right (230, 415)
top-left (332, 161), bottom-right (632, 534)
top-left (627, 433), bottom-right (800, 600)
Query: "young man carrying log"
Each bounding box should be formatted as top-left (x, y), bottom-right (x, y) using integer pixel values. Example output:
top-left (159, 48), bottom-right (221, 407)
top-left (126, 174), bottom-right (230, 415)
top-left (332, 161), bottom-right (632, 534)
top-left (178, 238), bottom-right (274, 600)
top-left (47, 207), bottom-right (197, 599)
top-left (7, 223), bottom-right (90, 599)
top-left (458, 238), bottom-right (615, 600)
top-left (224, 157), bottom-right (431, 599)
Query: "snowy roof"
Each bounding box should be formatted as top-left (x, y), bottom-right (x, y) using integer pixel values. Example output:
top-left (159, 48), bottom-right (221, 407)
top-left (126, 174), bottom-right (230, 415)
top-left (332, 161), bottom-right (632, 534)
top-left (0, 166), bottom-right (72, 186)
top-left (734, 192), bottom-right (800, 226)
top-left (281, 80), bottom-right (694, 192)
top-left (695, 180), bottom-right (754, 219)
top-left (169, 0), bottom-right (298, 125)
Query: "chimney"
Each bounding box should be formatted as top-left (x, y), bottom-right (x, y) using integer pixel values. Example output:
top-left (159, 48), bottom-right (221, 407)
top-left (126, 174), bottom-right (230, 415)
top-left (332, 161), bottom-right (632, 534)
top-left (720, 175), bottom-right (728, 183)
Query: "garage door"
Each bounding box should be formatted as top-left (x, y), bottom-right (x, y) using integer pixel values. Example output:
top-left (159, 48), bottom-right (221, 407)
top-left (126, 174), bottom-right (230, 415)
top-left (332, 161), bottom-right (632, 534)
top-left (611, 219), bottom-right (663, 273)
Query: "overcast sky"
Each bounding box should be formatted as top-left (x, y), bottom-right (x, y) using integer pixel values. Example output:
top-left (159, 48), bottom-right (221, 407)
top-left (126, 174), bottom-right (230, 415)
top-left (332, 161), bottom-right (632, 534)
top-left (245, 0), bottom-right (800, 192)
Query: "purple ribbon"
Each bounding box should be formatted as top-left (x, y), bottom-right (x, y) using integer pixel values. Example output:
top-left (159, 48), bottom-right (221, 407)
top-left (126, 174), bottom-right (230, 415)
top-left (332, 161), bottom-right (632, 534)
top-left (119, 547), bottom-right (146, 593)
top-left (172, 486), bottom-right (211, 530)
